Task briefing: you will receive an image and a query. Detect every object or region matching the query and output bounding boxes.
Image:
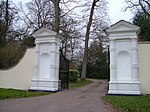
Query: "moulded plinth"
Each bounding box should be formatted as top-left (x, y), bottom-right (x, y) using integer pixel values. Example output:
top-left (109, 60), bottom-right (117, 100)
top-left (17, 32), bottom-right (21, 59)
top-left (30, 78), bottom-right (59, 91)
top-left (108, 81), bottom-right (141, 95)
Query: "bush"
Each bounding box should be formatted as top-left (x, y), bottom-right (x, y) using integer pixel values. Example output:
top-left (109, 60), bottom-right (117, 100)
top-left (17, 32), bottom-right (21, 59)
top-left (0, 42), bottom-right (26, 68)
top-left (87, 72), bottom-right (108, 79)
top-left (69, 70), bottom-right (79, 82)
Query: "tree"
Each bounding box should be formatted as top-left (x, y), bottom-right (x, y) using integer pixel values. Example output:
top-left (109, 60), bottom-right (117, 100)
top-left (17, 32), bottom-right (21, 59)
top-left (0, 0), bottom-right (23, 46)
top-left (81, 0), bottom-right (109, 79)
top-left (51, 0), bottom-right (82, 33)
top-left (51, 0), bottom-right (60, 33)
top-left (0, 0), bottom-right (28, 68)
top-left (0, 41), bottom-right (26, 68)
top-left (87, 40), bottom-right (108, 79)
top-left (19, 0), bottom-right (55, 32)
top-left (133, 12), bottom-right (150, 41)
top-left (60, 17), bottom-right (82, 60)
top-left (81, 0), bottom-right (99, 79)
top-left (125, 0), bottom-right (150, 40)
top-left (22, 36), bottom-right (35, 47)
top-left (125, 0), bottom-right (150, 17)
top-left (0, 0), bottom-right (10, 46)
top-left (21, 0), bottom-right (82, 59)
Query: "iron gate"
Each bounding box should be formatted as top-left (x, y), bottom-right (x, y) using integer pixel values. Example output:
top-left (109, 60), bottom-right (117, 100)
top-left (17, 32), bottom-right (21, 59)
top-left (108, 46), bottom-right (110, 82)
top-left (59, 49), bottom-right (69, 90)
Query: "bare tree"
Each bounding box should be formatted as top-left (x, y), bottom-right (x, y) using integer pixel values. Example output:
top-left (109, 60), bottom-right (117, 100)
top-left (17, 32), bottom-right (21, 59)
top-left (59, 16), bottom-right (82, 61)
top-left (51, 0), bottom-right (80, 33)
top-left (81, 0), bottom-right (109, 79)
top-left (0, 0), bottom-right (20, 46)
top-left (18, 0), bottom-right (55, 32)
top-left (51, 0), bottom-right (60, 33)
top-left (4, 0), bottom-right (9, 39)
top-left (18, 0), bottom-right (82, 59)
top-left (81, 0), bottom-right (99, 79)
top-left (125, 0), bottom-right (150, 17)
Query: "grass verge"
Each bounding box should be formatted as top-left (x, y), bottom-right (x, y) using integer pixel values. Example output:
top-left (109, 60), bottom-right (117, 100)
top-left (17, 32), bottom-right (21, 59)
top-left (0, 79), bottom-right (92, 100)
top-left (0, 88), bottom-right (51, 100)
top-left (104, 95), bottom-right (150, 112)
top-left (69, 79), bottom-right (93, 89)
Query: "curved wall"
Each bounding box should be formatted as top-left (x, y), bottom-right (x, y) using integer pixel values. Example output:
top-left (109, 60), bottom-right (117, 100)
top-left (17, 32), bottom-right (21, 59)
top-left (0, 48), bottom-right (35, 90)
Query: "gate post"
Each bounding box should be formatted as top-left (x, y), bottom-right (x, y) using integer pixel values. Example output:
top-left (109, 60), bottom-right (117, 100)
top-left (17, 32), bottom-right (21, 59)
top-left (30, 27), bottom-right (61, 91)
top-left (106, 20), bottom-right (141, 95)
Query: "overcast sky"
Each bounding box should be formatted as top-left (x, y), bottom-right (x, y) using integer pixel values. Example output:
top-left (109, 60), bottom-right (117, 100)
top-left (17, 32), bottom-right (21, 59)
top-left (11, 0), bottom-right (133, 25)
top-left (108, 0), bottom-right (133, 24)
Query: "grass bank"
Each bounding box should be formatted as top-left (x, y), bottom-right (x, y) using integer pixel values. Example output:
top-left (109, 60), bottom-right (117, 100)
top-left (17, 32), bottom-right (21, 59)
top-left (105, 95), bottom-right (150, 112)
top-left (69, 79), bottom-right (93, 89)
top-left (0, 79), bottom-right (92, 100)
top-left (0, 88), bottom-right (51, 100)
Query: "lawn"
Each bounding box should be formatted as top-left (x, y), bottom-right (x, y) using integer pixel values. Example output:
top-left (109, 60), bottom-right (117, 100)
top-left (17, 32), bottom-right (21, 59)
top-left (105, 95), bottom-right (150, 112)
top-left (0, 88), bottom-right (51, 100)
top-left (0, 79), bottom-right (92, 100)
top-left (69, 79), bottom-right (93, 89)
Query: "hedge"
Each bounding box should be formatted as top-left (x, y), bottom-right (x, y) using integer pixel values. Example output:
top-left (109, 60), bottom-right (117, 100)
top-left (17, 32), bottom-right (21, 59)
top-left (69, 70), bottom-right (79, 82)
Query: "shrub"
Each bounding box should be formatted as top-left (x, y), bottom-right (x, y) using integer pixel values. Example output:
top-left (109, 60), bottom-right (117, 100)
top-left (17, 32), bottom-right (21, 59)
top-left (69, 70), bottom-right (79, 82)
top-left (0, 42), bottom-right (26, 68)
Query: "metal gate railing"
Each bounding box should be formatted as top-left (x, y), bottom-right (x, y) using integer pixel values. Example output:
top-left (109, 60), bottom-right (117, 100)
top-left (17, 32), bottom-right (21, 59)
top-left (108, 46), bottom-right (110, 82)
top-left (59, 49), bottom-right (69, 90)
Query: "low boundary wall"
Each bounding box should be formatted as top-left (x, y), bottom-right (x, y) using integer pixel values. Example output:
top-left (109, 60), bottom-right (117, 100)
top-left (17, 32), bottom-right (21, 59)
top-left (138, 42), bottom-right (150, 94)
top-left (0, 48), bottom-right (35, 90)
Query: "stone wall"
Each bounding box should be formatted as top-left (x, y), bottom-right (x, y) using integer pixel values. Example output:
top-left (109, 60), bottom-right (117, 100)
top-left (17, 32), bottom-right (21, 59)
top-left (138, 42), bottom-right (150, 94)
top-left (0, 48), bottom-right (35, 90)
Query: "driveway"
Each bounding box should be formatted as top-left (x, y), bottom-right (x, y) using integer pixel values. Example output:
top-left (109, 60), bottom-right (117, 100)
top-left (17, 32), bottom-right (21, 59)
top-left (0, 79), bottom-right (116, 112)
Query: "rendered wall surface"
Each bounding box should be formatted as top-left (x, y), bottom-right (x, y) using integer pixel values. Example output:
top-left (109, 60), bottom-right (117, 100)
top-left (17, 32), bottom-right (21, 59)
top-left (138, 42), bottom-right (150, 94)
top-left (0, 48), bottom-right (35, 90)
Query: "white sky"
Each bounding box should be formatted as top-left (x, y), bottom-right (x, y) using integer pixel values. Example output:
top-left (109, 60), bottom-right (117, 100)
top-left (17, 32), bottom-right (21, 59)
top-left (108, 0), bottom-right (133, 24)
top-left (11, 0), bottom-right (133, 25)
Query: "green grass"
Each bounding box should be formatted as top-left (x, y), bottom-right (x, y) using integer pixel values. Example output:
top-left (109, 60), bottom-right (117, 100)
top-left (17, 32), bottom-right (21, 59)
top-left (0, 88), bottom-right (51, 100)
top-left (0, 79), bottom-right (92, 100)
top-left (105, 95), bottom-right (150, 112)
top-left (69, 79), bottom-right (93, 89)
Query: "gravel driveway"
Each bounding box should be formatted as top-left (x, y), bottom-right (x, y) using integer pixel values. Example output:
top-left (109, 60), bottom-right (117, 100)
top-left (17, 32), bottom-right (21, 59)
top-left (0, 79), bottom-right (116, 112)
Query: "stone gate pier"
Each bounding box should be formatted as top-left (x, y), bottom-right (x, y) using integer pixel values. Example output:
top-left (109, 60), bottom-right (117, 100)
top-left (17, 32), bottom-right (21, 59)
top-left (106, 20), bottom-right (141, 95)
top-left (30, 28), bottom-right (61, 91)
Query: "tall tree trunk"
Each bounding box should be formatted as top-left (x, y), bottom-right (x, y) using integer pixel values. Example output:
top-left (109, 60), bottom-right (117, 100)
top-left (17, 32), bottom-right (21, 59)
top-left (51, 0), bottom-right (60, 33)
top-left (81, 0), bottom-right (99, 79)
top-left (4, 0), bottom-right (9, 41)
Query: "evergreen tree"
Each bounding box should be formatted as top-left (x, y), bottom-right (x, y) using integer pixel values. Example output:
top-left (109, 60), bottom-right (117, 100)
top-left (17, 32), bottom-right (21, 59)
top-left (133, 12), bottom-right (150, 41)
top-left (86, 41), bottom-right (109, 79)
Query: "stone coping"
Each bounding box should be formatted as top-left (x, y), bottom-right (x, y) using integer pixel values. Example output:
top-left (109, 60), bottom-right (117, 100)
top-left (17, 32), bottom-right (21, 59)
top-left (138, 41), bottom-right (150, 44)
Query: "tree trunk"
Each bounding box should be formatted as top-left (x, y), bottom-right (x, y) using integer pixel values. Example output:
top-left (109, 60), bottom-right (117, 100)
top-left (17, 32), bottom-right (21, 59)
top-left (4, 0), bottom-right (9, 41)
top-left (51, 0), bottom-right (60, 33)
top-left (81, 0), bottom-right (99, 79)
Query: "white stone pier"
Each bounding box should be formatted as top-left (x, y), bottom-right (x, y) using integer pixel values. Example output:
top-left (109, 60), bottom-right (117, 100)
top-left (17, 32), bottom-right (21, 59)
top-left (106, 20), bottom-right (141, 95)
top-left (30, 28), bottom-right (61, 91)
